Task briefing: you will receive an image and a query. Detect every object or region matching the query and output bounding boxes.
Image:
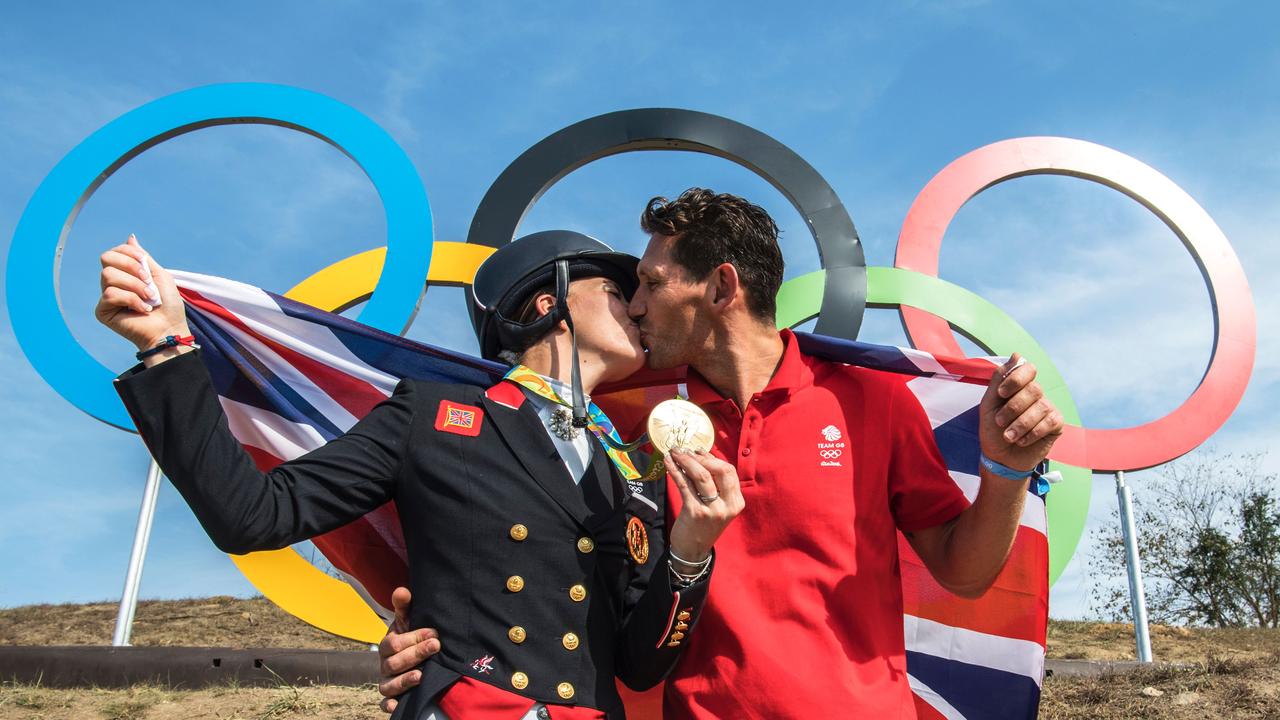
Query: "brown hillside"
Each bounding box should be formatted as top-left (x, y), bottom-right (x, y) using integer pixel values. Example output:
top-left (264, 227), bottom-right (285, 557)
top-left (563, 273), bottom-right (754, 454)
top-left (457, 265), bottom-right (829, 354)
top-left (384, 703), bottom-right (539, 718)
top-left (4, 599), bottom-right (1280, 718)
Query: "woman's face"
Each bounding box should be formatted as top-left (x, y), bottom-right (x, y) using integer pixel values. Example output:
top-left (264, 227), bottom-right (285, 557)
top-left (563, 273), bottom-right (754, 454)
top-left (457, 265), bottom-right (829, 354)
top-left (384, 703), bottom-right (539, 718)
top-left (565, 276), bottom-right (646, 383)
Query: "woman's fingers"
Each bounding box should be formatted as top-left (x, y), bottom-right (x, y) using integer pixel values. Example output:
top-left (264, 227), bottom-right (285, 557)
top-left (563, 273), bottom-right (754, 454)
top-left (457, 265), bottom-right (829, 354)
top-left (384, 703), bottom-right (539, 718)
top-left (98, 285), bottom-right (152, 315)
top-left (101, 265), bottom-right (153, 303)
top-left (693, 451), bottom-right (741, 500)
top-left (666, 452), bottom-right (697, 505)
top-left (670, 449), bottom-right (719, 503)
top-left (100, 247), bottom-right (149, 285)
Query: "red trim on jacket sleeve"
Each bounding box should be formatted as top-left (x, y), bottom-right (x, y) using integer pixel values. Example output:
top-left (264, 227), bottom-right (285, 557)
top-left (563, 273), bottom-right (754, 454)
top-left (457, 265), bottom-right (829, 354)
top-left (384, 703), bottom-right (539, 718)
top-left (655, 590), bottom-right (682, 649)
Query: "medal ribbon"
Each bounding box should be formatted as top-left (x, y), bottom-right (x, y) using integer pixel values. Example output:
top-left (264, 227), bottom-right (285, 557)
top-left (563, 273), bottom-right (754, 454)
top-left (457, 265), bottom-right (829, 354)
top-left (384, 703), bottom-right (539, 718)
top-left (503, 365), bottom-right (641, 480)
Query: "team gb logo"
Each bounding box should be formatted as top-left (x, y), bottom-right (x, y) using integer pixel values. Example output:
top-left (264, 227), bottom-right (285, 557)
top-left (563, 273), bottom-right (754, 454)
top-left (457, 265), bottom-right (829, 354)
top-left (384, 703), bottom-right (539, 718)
top-left (818, 425), bottom-right (846, 467)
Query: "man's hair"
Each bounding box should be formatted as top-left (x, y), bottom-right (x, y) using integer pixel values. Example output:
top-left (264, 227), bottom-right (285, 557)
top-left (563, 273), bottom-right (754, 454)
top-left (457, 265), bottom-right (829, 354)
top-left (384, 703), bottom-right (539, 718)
top-left (640, 188), bottom-right (783, 319)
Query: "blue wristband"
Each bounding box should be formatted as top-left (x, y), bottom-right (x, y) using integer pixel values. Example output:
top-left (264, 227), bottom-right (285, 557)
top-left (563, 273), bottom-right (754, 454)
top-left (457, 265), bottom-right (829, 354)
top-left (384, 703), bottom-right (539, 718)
top-left (979, 453), bottom-right (1035, 481)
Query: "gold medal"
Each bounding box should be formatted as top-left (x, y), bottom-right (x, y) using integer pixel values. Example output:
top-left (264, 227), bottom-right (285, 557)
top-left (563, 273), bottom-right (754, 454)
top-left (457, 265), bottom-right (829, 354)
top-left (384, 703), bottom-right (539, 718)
top-left (647, 398), bottom-right (714, 455)
top-left (626, 516), bottom-right (650, 565)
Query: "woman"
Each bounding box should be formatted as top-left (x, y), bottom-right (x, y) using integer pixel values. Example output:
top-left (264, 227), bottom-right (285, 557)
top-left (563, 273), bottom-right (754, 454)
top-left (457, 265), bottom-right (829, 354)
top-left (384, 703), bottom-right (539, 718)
top-left (97, 230), bottom-right (744, 720)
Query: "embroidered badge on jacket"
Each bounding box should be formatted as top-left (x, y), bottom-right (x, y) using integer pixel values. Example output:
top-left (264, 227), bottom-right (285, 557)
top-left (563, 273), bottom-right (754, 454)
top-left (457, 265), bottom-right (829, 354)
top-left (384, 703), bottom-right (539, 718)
top-left (471, 654), bottom-right (495, 674)
top-left (435, 400), bottom-right (484, 437)
top-left (626, 516), bottom-right (650, 564)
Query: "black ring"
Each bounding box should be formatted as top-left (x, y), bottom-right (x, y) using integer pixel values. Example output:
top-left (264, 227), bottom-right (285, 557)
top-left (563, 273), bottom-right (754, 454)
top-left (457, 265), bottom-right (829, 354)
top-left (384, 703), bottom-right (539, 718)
top-left (465, 108), bottom-right (867, 339)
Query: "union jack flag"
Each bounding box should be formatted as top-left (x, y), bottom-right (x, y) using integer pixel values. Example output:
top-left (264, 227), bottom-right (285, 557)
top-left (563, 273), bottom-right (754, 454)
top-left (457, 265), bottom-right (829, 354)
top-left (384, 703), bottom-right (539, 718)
top-left (172, 269), bottom-right (1047, 720)
top-left (445, 407), bottom-right (474, 428)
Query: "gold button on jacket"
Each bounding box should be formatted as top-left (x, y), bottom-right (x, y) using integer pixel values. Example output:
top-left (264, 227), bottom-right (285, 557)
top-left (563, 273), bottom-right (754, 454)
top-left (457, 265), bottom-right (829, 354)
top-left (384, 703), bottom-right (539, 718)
top-left (557, 682), bottom-right (576, 700)
top-left (506, 575), bottom-right (525, 593)
top-left (576, 536), bottom-right (595, 553)
top-left (508, 626), bottom-right (526, 644)
top-left (569, 584), bottom-right (587, 602)
top-left (677, 611), bottom-right (691, 621)
top-left (562, 632), bottom-right (580, 651)
top-left (511, 671), bottom-right (529, 690)
top-left (509, 524), bottom-right (529, 541)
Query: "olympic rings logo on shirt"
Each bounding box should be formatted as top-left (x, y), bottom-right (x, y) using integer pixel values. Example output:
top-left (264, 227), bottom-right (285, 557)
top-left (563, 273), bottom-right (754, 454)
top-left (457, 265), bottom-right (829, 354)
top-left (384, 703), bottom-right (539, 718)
top-left (819, 449), bottom-right (843, 460)
top-left (5, 83), bottom-right (1257, 641)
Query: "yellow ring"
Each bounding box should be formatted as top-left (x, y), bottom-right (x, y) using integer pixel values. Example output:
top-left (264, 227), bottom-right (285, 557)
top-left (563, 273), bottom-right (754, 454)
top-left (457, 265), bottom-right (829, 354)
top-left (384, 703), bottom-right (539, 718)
top-left (228, 240), bottom-right (494, 642)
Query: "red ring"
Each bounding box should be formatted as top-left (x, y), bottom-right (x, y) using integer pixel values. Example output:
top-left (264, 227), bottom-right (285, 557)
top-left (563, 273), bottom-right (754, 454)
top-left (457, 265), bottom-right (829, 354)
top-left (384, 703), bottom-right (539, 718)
top-left (894, 136), bottom-right (1256, 472)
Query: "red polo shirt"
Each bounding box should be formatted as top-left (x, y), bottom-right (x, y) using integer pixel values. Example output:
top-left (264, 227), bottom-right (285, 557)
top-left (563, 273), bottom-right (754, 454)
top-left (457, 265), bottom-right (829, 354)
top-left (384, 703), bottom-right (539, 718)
top-left (663, 329), bottom-right (969, 720)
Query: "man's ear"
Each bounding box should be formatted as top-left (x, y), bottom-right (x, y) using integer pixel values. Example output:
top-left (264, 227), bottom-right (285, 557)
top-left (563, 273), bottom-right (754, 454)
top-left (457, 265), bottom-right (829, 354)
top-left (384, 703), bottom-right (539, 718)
top-left (708, 262), bottom-right (741, 312)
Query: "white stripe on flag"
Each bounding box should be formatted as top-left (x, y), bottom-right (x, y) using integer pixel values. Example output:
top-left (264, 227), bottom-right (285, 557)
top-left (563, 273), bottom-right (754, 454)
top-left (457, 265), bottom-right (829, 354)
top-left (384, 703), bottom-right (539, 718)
top-left (220, 396), bottom-right (327, 461)
top-left (900, 347), bottom-right (962, 381)
top-left (908, 375), bottom-right (982, 429)
top-left (904, 614), bottom-right (1046, 687)
top-left (907, 673), bottom-right (967, 720)
top-left (197, 297), bottom-right (364, 431)
top-left (175, 271), bottom-right (400, 393)
top-left (949, 471), bottom-right (1047, 536)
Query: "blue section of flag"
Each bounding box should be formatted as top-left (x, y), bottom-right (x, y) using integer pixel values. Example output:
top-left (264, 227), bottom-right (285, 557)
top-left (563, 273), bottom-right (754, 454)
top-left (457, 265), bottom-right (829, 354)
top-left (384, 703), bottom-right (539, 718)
top-left (907, 650), bottom-right (1041, 720)
top-left (185, 302), bottom-right (344, 439)
top-left (934, 406), bottom-right (982, 476)
top-left (269, 289), bottom-right (503, 386)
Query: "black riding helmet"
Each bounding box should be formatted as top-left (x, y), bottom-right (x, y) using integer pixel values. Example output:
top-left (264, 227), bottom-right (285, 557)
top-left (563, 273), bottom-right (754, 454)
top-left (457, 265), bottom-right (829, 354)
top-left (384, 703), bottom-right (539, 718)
top-left (469, 230), bottom-right (640, 427)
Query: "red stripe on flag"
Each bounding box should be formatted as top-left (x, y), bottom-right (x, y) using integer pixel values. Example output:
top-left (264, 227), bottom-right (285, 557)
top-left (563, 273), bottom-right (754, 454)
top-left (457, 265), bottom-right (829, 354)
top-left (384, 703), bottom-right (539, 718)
top-left (182, 288), bottom-right (387, 419)
top-left (937, 355), bottom-right (1000, 385)
top-left (899, 527), bottom-right (1049, 646)
top-left (912, 693), bottom-right (950, 720)
top-left (238, 433), bottom-right (410, 611)
top-left (313, 502), bottom-right (409, 611)
top-left (244, 444), bottom-right (285, 472)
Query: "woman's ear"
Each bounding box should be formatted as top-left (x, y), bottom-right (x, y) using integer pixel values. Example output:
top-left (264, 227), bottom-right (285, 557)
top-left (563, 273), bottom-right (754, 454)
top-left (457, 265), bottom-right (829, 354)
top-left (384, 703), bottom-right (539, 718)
top-left (534, 291), bottom-right (557, 318)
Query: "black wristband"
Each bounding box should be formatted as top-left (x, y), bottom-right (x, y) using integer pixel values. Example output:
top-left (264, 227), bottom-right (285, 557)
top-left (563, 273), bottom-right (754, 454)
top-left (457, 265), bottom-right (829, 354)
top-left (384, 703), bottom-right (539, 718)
top-left (136, 335), bottom-right (199, 361)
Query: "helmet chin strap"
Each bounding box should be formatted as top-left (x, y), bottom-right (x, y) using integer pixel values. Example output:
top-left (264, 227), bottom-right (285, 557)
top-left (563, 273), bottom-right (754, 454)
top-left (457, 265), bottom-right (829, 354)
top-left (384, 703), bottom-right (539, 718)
top-left (555, 260), bottom-right (590, 429)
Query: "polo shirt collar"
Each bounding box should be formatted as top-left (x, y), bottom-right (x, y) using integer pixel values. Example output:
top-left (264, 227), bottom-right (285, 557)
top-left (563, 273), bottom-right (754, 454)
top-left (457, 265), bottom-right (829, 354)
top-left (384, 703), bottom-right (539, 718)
top-left (686, 328), bottom-right (811, 407)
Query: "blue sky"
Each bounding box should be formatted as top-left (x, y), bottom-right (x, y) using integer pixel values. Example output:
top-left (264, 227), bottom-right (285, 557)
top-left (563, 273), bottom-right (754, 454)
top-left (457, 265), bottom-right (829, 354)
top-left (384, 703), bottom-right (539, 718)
top-left (1, 1), bottom-right (1276, 624)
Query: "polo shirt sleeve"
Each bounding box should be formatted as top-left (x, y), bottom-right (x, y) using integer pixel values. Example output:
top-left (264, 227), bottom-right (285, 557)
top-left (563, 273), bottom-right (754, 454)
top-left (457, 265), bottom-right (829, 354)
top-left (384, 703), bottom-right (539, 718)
top-left (886, 379), bottom-right (971, 533)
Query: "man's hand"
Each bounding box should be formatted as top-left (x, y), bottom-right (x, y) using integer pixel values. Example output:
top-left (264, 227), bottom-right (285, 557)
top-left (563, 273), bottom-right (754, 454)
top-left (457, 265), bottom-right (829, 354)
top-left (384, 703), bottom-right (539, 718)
top-left (377, 587), bottom-right (440, 715)
top-left (95, 235), bottom-right (191, 362)
top-left (665, 448), bottom-right (746, 563)
top-left (979, 353), bottom-right (1064, 472)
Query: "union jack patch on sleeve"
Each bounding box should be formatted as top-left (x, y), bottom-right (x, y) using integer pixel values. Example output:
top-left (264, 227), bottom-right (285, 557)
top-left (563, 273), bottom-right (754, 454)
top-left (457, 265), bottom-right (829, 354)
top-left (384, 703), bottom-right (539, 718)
top-left (434, 400), bottom-right (484, 437)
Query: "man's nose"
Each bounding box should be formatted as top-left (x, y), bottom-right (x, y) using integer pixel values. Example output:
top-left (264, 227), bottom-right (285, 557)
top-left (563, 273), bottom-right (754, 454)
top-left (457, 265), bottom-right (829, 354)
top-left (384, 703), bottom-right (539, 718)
top-left (627, 293), bottom-right (645, 320)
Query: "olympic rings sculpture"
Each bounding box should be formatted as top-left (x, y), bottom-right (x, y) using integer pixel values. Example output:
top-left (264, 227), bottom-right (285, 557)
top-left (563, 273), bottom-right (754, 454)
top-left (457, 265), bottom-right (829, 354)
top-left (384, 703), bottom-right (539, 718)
top-left (5, 83), bottom-right (1256, 642)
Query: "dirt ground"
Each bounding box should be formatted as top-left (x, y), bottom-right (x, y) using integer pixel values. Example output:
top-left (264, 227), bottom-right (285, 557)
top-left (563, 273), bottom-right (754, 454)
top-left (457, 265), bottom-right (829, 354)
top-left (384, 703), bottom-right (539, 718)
top-left (0, 597), bottom-right (365, 650)
top-left (0, 683), bottom-right (384, 720)
top-left (1043, 619), bottom-right (1280, 719)
top-left (4, 599), bottom-right (1280, 718)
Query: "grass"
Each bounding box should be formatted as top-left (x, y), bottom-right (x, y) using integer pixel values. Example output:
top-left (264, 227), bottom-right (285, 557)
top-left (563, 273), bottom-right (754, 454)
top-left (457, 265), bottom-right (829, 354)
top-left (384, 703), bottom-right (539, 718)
top-left (5, 598), bottom-right (1280, 718)
top-left (1041, 652), bottom-right (1280, 719)
top-left (0, 596), bottom-right (365, 650)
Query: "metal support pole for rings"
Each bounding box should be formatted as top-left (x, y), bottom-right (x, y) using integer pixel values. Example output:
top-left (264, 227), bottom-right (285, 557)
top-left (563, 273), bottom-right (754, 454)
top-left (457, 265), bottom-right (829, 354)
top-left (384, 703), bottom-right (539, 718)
top-left (1115, 470), bottom-right (1153, 662)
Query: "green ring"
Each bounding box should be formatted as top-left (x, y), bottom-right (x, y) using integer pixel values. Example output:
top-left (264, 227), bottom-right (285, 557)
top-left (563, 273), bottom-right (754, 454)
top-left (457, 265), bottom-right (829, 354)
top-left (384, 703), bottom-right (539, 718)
top-left (776, 266), bottom-right (1090, 586)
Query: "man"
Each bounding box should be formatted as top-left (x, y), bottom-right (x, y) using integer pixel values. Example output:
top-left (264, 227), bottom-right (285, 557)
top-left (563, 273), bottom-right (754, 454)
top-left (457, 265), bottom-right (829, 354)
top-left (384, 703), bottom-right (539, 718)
top-left (380, 189), bottom-right (1063, 718)
top-left (97, 230), bottom-right (744, 719)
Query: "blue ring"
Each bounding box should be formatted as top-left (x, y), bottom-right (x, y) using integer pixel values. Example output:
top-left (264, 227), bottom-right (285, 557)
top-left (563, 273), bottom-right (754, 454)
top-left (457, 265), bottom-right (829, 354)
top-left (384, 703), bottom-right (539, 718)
top-left (5, 83), bottom-right (433, 430)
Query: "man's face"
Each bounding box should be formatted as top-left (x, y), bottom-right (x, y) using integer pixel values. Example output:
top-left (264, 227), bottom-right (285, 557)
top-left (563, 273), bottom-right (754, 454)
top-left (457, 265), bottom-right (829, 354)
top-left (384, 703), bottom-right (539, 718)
top-left (565, 275), bottom-right (646, 381)
top-left (629, 234), bottom-right (709, 370)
